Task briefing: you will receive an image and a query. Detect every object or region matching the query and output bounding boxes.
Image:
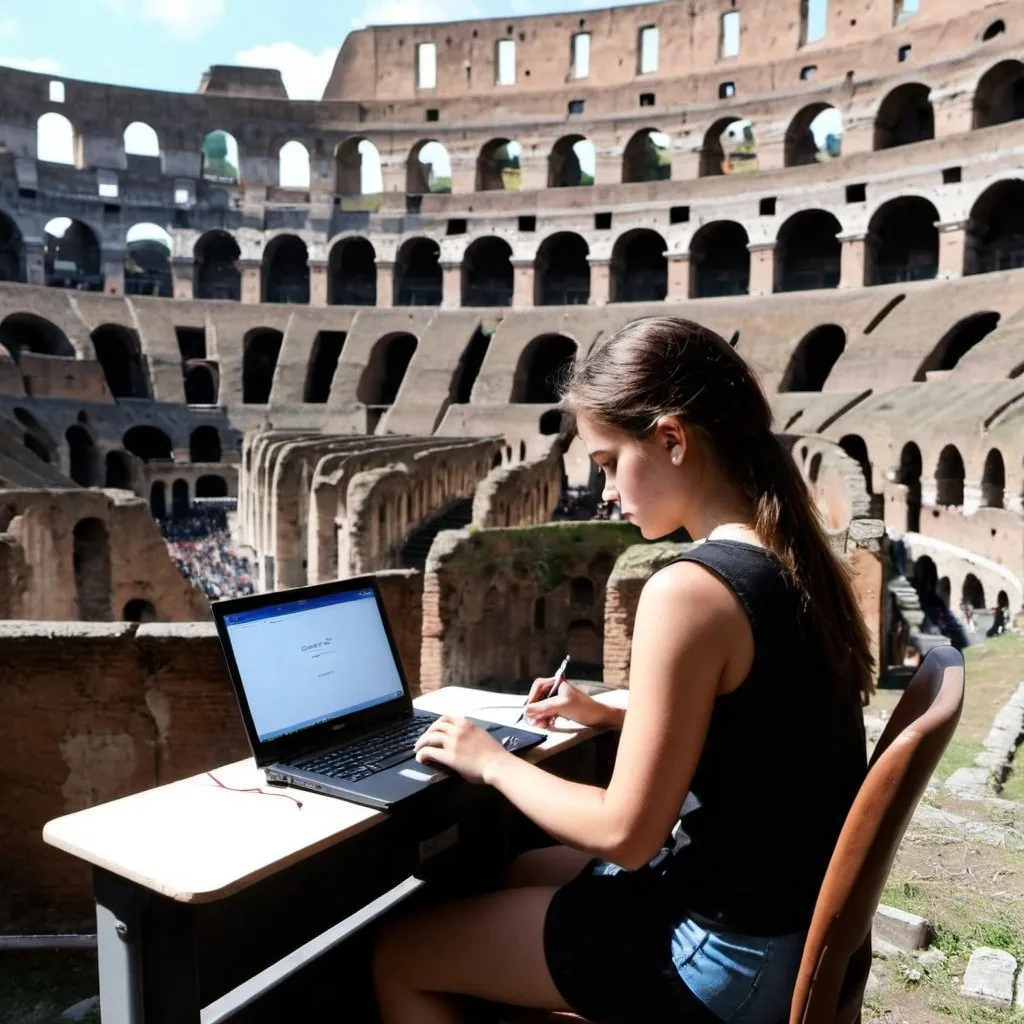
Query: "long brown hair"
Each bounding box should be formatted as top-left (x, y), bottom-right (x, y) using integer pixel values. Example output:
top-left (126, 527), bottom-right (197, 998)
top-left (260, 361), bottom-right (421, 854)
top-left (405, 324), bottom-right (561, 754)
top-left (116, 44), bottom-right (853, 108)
top-left (561, 316), bottom-right (874, 702)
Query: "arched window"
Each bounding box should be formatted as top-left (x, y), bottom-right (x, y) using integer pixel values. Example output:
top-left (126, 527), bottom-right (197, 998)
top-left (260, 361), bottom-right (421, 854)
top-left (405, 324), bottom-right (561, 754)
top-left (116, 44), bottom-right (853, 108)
top-left (699, 118), bottom-right (758, 177)
top-left (913, 312), bottom-right (1000, 380)
top-left (201, 130), bottom-right (240, 183)
top-left (44, 218), bottom-right (103, 291)
top-left (123, 426), bottom-right (172, 462)
top-left (124, 121), bottom-right (160, 159)
top-left (150, 481), bottom-right (166, 519)
top-left (394, 238), bottom-right (441, 306)
top-left (189, 426), bottom-right (221, 463)
top-left (778, 325), bottom-right (846, 391)
top-left (263, 235), bottom-right (309, 304)
top-left (171, 480), bottom-right (190, 517)
top-left (124, 599), bottom-right (157, 623)
top-left (867, 198), bottom-right (938, 285)
top-left (124, 223), bottom-right (172, 297)
top-left (981, 449), bottom-right (1005, 508)
top-left (897, 442), bottom-right (922, 532)
top-left (328, 238), bottom-right (376, 305)
top-left (0, 214), bottom-right (24, 283)
top-left (66, 426), bottom-right (99, 486)
top-left (105, 451), bottom-right (132, 489)
top-left (535, 233), bottom-right (589, 305)
top-left (540, 410), bottom-right (563, 434)
top-left (37, 112), bottom-right (76, 165)
top-left (775, 210), bottom-right (841, 292)
top-left (0, 314), bottom-right (73, 357)
top-left (874, 84), bottom-right (934, 149)
top-left (548, 136), bottom-right (596, 187)
top-left (974, 60), bottom-right (1024, 129)
top-left (407, 140), bottom-right (452, 194)
top-left (477, 138), bottom-right (522, 191)
top-left (611, 229), bottom-right (667, 302)
top-left (935, 445), bottom-right (965, 506)
top-left (358, 333), bottom-right (418, 407)
top-left (448, 328), bottom-right (491, 404)
top-left (73, 518), bottom-right (111, 620)
top-left (196, 475), bottom-right (228, 498)
top-left (839, 434), bottom-right (873, 494)
top-left (335, 138), bottom-right (383, 197)
top-left (194, 231), bottom-right (241, 301)
top-left (243, 329), bottom-right (283, 404)
top-left (690, 221), bottom-right (749, 297)
top-left (622, 129), bottom-right (671, 183)
top-left (184, 362), bottom-right (218, 405)
top-left (962, 575), bottom-right (986, 611)
top-left (784, 105), bottom-right (843, 167)
top-left (91, 325), bottom-right (149, 399)
top-left (279, 141), bottom-right (311, 189)
top-left (511, 335), bottom-right (576, 403)
top-left (967, 180), bottom-right (1024, 275)
top-left (462, 238), bottom-right (513, 306)
top-left (304, 331), bottom-right (347, 403)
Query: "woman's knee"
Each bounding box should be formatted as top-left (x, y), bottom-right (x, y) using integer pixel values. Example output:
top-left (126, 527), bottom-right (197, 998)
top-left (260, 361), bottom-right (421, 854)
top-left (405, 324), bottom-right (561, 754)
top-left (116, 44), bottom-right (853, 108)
top-left (502, 845), bottom-right (591, 889)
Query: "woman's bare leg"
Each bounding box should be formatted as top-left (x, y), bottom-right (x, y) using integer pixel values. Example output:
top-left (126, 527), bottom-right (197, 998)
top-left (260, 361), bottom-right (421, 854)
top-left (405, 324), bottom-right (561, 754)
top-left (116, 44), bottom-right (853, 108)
top-left (501, 844), bottom-right (593, 889)
top-left (373, 886), bottom-right (572, 1024)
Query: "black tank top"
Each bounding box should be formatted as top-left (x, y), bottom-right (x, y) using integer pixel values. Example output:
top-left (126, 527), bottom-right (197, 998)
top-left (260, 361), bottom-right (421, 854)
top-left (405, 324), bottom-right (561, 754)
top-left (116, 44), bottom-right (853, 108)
top-left (654, 539), bottom-right (867, 936)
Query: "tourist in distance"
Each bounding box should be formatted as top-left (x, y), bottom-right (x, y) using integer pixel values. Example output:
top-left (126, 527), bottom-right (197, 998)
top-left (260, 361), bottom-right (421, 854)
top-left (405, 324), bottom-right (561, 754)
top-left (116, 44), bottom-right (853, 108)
top-left (374, 316), bottom-right (873, 1024)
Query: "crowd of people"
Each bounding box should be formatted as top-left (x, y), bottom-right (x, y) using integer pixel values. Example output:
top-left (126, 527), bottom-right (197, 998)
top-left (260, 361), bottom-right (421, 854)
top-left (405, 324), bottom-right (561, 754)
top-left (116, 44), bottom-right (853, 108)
top-left (161, 507), bottom-right (257, 600)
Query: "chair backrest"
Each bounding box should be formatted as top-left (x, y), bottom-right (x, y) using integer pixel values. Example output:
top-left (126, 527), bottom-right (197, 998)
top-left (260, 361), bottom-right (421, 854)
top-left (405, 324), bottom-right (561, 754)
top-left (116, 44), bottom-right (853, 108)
top-left (789, 644), bottom-right (965, 1024)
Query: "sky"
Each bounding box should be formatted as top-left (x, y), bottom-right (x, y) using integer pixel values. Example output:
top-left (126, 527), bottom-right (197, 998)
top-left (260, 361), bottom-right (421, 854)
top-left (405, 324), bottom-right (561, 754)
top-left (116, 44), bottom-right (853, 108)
top-left (0, 0), bottom-right (654, 100)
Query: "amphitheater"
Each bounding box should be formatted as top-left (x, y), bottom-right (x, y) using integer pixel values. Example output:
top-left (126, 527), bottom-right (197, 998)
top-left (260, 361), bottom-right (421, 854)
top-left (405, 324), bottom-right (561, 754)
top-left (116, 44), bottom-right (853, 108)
top-left (3, 0), bottom-right (1024, 1017)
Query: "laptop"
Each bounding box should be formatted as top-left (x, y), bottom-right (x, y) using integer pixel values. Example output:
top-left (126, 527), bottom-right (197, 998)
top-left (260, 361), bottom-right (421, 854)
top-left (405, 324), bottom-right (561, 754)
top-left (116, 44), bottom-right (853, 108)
top-left (211, 575), bottom-right (545, 810)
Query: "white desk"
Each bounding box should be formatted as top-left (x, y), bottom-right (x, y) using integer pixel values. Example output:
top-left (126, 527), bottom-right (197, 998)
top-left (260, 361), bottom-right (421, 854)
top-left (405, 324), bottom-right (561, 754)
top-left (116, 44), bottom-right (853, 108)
top-left (43, 686), bottom-right (627, 1023)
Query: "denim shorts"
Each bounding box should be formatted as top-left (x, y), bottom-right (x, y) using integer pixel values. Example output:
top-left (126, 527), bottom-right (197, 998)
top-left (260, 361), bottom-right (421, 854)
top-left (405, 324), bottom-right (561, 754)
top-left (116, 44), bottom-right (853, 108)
top-left (544, 858), bottom-right (806, 1024)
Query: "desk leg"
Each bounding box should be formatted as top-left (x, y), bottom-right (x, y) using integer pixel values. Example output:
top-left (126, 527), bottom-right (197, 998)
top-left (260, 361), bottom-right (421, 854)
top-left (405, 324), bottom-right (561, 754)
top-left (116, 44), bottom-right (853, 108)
top-left (95, 869), bottom-right (203, 1024)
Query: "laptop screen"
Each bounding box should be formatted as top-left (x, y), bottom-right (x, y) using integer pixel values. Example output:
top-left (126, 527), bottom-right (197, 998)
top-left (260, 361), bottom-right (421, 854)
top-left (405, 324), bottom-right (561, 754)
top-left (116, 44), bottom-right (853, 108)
top-left (222, 587), bottom-right (405, 743)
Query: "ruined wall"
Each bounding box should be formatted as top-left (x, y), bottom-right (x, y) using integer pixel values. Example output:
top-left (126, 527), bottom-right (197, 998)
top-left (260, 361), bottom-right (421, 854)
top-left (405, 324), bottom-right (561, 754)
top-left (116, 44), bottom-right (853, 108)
top-left (420, 521), bottom-right (638, 692)
top-left (472, 442), bottom-right (563, 528)
top-left (0, 488), bottom-right (208, 621)
top-left (376, 568), bottom-right (424, 693)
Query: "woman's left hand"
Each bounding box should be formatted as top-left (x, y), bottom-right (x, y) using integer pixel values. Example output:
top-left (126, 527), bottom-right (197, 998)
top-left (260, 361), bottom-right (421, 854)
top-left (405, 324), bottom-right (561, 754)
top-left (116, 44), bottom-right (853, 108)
top-left (413, 716), bottom-right (510, 785)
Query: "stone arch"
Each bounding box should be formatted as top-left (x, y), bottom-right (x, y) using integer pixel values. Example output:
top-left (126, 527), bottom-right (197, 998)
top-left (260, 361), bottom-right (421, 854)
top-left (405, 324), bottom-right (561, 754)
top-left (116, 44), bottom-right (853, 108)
top-left (65, 426), bottom-right (99, 486)
top-left (91, 324), bottom-right (149, 399)
top-left (0, 213), bottom-right (24, 282)
top-left (395, 237), bottom-right (441, 306)
top-left (124, 599), bottom-right (157, 623)
top-left (184, 361), bottom-right (218, 405)
top-left (699, 117), bottom-right (757, 177)
top-left (779, 324), bottom-right (846, 391)
top-left (150, 481), bottom-right (166, 519)
top-left (622, 128), bottom-right (671, 183)
top-left (913, 312), bottom-right (1000, 381)
top-left (328, 237), bottom-right (376, 305)
top-left (335, 137), bottom-right (382, 197)
top-left (535, 232), bottom-right (590, 305)
top-left (190, 426), bottom-right (221, 463)
top-left (124, 121), bottom-right (160, 159)
top-left (967, 180), bottom-right (1024, 274)
top-left (540, 410), bottom-right (563, 434)
top-left (38, 112), bottom-right (76, 165)
top-left (935, 444), bottom-right (965, 506)
top-left (898, 441), bottom-right (922, 532)
top-left (690, 221), bottom-right (749, 297)
top-left (263, 234), bottom-right (309, 304)
top-left (962, 574), bottom-right (986, 611)
top-left (304, 331), bottom-right (347, 403)
top-left (407, 140), bottom-right (452, 194)
top-left (775, 210), bottom-right (841, 292)
top-left (477, 138), bottom-right (522, 191)
top-left (196, 475), bottom-right (228, 498)
top-left (611, 229), bottom-right (667, 302)
top-left (867, 197), bottom-right (938, 285)
top-left (981, 448), bottom-right (1005, 508)
top-left (839, 434), bottom-right (873, 494)
top-left (104, 450), bottom-right (132, 489)
top-left (874, 84), bottom-right (934, 150)
top-left (974, 60), bottom-right (1024, 129)
top-left (123, 426), bottom-right (172, 462)
top-left (44, 218), bottom-right (102, 291)
top-left (194, 231), bottom-right (241, 301)
top-left (358, 333), bottom-right (418, 406)
top-left (124, 223), bottom-right (172, 297)
top-left (243, 328), bottom-right (283, 404)
top-left (511, 334), bottom-right (577, 403)
top-left (462, 237), bottom-right (513, 306)
top-left (448, 327), bottom-right (492, 404)
top-left (913, 555), bottom-right (938, 593)
top-left (171, 479), bottom-right (190, 517)
top-left (784, 103), bottom-right (844, 167)
top-left (548, 135), bottom-right (595, 188)
top-left (570, 576), bottom-right (596, 607)
top-left (73, 518), bottom-right (111, 620)
top-left (201, 130), bottom-right (240, 183)
top-left (0, 313), bottom-right (73, 358)
top-left (278, 140), bottom-right (311, 189)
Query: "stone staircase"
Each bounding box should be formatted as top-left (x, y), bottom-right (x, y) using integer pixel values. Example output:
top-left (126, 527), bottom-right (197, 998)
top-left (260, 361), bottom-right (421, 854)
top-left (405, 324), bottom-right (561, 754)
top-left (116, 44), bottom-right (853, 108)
top-left (400, 498), bottom-right (474, 569)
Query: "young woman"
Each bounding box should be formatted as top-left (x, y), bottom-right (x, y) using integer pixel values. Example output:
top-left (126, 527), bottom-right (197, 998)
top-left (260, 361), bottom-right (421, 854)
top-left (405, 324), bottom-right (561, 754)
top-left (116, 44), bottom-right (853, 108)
top-left (373, 316), bottom-right (873, 1024)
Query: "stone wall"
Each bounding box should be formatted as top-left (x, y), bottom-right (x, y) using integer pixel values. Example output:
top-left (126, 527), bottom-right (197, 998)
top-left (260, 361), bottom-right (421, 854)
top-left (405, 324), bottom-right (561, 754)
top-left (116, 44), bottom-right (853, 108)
top-left (0, 488), bottom-right (208, 621)
top-left (419, 521), bottom-right (639, 692)
top-left (472, 441), bottom-right (563, 528)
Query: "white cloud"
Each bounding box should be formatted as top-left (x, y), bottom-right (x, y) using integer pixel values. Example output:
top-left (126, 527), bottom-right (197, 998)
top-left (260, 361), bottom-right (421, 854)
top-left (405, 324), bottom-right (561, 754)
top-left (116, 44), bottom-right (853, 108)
top-left (349, 0), bottom-right (483, 30)
top-left (0, 56), bottom-right (60, 74)
top-left (140, 0), bottom-right (225, 37)
top-left (0, 18), bottom-right (18, 39)
top-left (234, 41), bottom-right (337, 101)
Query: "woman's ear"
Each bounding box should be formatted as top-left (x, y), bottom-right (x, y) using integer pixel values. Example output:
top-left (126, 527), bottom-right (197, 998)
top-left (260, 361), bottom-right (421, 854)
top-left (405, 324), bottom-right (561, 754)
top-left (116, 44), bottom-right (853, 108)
top-left (654, 415), bottom-right (687, 464)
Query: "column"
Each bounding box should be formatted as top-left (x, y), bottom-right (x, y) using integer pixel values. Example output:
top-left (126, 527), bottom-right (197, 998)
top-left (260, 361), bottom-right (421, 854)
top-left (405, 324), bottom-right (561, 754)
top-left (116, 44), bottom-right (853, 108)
top-left (667, 253), bottom-right (690, 301)
top-left (239, 260), bottom-right (262, 304)
top-left (588, 259), bottom-right (611, 305)
top-left (23, 240), bottom-right (45, 286)
top-left (937, 219), bottom-right (970, 280)
top-left (101, 248), bottom-right (125, 296)
top-left (376, 262), bottom-right (394, 308)
top-left (837, 232), bottom-right (867, 290)
top-left (519, 153), bottom-right (548, 192)
top-left (309, 261), bottom-right (328, 306)
top-left (511, 259), bottom-right (535, 308)
top-left (441, 262), bottom-right (461, 308)
top-left (746, 242), bottom-right (775, 297)
top-left (171, 257), bottom-right (194, 300)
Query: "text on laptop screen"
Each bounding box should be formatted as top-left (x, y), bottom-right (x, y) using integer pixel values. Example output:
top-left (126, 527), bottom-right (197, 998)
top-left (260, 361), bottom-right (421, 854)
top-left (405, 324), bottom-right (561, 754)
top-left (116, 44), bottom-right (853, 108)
top-left (222, 589), bottom-right (405, 742)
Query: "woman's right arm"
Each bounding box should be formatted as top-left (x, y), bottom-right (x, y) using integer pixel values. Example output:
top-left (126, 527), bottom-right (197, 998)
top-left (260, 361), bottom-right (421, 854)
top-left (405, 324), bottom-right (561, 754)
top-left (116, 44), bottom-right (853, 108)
top-left (523, 677), bottom-right (626, 730)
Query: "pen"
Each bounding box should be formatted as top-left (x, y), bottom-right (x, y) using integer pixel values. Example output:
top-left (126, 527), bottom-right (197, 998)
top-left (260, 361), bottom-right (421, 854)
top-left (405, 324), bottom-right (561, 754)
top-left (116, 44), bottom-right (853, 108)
top-left (517, 654), bottom-right (571, 725)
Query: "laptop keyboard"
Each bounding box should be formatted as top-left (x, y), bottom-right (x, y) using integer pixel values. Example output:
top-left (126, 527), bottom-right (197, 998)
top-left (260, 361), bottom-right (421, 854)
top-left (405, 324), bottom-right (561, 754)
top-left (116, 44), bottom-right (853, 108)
top-left (292, 712), bottom-right (438, 783)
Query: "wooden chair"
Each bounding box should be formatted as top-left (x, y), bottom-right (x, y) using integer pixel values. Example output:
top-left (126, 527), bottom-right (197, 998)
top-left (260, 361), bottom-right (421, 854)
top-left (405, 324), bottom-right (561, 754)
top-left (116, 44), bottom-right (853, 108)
top-left (495, 644), bottom-right (965, 1024)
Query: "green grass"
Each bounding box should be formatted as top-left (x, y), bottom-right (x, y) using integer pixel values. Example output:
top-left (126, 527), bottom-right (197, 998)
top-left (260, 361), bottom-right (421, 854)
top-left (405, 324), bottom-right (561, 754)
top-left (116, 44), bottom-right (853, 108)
top-left (0, 954), bottom-right (99, 1024)
top-left (934, 739), bottom-right (985, 783)
top-left (1001, 761), bottom-right (1024, 802)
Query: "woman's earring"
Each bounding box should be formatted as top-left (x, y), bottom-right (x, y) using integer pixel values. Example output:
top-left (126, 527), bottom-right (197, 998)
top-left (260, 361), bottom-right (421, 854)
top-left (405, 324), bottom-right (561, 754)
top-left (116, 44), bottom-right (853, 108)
top-left (670, 445), bottom-right (683, 465)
